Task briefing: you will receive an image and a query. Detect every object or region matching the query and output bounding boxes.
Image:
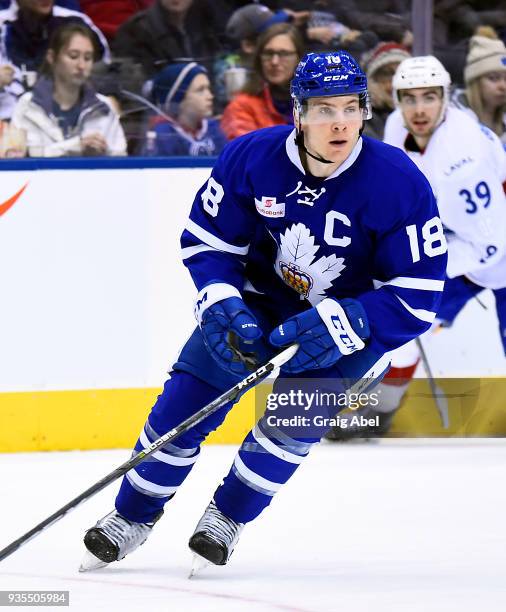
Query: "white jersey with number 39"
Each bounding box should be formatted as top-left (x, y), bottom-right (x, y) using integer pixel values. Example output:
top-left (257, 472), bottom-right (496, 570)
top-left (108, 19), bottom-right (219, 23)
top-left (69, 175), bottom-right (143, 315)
top-left (384, 106), bottom-right (506, 289)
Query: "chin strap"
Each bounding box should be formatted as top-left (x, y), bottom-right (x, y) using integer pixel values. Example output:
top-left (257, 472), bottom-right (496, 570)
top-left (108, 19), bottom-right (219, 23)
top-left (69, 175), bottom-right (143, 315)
top-left (294, 130), bottom-right (334, 165)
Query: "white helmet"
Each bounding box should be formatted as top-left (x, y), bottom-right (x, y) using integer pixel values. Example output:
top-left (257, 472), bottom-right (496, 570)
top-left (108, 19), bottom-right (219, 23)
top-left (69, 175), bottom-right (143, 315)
top-left (392, 55), bottom-right (451, 125)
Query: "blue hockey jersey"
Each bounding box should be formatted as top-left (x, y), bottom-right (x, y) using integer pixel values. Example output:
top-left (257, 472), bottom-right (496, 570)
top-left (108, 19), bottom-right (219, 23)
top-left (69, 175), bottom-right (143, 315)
top-left (181, 125), bottom-right (448, 355)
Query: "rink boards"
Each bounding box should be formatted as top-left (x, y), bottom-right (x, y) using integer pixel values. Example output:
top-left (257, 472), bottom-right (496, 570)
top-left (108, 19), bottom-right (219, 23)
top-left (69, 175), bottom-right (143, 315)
top-left (2, 379), bottom-right (506, 452)
top-left (0, 160), bottom-right (504, 451)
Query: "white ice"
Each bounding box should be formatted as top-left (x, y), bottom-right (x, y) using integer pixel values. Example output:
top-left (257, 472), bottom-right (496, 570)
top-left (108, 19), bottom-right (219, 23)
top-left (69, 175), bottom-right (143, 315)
top-left (1, 441), bottom-right (505, 612)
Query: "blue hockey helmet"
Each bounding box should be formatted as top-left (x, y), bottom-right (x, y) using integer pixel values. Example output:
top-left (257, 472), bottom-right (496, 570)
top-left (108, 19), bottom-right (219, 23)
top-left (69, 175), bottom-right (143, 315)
top-left (291, 51), bottom-right (371, 119)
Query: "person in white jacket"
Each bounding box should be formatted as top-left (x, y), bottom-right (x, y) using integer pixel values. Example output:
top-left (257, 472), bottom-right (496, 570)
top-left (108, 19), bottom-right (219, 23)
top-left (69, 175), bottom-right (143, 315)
top-left (11, 21), bottom-right (126, 157)
top-left (326, 55), bottom-right (506, 441)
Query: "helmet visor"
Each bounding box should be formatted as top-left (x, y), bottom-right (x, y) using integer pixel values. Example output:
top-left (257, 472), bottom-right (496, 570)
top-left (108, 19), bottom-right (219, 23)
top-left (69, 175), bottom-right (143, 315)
top-left (299, 95), bottom-right (370, 125)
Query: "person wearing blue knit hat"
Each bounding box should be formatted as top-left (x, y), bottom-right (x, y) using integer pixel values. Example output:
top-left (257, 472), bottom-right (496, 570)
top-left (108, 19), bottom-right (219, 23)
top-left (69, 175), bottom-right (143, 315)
top-left (143, 61), bottom-right (227, 157)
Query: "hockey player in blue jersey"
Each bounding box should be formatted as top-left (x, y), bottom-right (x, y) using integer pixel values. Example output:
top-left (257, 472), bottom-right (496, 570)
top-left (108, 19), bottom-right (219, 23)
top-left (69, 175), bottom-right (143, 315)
top-left (80, 51), bottom-right (447, 572)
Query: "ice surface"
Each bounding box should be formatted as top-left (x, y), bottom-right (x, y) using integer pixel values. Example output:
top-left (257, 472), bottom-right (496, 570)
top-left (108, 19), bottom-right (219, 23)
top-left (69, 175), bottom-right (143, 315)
top-left (1, 441), bottom-right (505, 612)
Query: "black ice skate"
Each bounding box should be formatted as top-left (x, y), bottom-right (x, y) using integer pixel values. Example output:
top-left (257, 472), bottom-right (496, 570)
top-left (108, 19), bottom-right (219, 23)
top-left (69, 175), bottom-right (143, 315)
top-left (188, 500), bottom-right (244, 575)
top-left (79, 509), bottom-right (162, 572)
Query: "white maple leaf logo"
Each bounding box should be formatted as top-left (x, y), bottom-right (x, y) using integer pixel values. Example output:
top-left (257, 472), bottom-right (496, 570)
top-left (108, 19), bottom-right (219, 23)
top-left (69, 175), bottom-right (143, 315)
top-left (275, 223), bottom-right (345, 305)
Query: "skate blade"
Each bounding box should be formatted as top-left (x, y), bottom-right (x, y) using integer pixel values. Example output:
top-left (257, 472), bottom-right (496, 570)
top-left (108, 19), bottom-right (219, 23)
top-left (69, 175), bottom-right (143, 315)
top-left (79, 550), bottom-right (109, 572)
top-left (188, 553), bottom-right (210, 579)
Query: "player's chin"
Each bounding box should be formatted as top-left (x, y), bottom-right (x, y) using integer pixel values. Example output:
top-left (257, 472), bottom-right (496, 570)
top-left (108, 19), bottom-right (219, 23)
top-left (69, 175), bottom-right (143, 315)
top-left (326, 141), bottom-right (351, 159)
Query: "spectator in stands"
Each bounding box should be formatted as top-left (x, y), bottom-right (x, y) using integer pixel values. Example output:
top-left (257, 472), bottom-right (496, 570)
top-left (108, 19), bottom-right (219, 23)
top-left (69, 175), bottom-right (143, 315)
top-left (274, 1), bottom-right (378, 57)
top-left (452, 29), bottom-right (506, 144)
top-left (221, 22), bottom-right (303, 140)
top-left (116, 1), bottom-right (371, 113)
top-left (225, 3), bottom-right (377, 61)
top-left (112, 0), bottom-right (221, 80)
top-left (79, 1), bottom-right (154, 43)
top-left (0, 61), bottom-right (15, 119)
top-left (225, 3), bottom-right (292, 69)
top-left (11, 22), bottom-right (126, 156)
top-left (142, 61), bottom-right (226, 156)
top-left (0, 0), bottom-right (109, 73)
top-left (215, 3), bottom-right (291, 109)
top-left (0, 0), bottom-right (108, 124)
top-left (214, 0), bottom-right (307, 35)
top-left (362, 42), bottom-right (410, 140)
top-left (341, 0), bottom-right (411, 45)
top-left (442, 1), bottom-right (506, 46)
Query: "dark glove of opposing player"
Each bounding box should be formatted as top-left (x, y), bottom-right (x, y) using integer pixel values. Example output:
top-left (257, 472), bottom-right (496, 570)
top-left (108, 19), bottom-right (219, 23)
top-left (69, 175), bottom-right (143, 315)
top-left (201, 297), bottom-right (262, 375)
top-left (269, 298), bottom-right (370, 374)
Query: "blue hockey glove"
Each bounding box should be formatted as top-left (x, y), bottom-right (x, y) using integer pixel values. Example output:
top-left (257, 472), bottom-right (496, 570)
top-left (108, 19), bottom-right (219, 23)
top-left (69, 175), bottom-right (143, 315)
top-left (269, 298), bottom-right (370, 374)
top-left (194, 283), bottom-right (262, 375)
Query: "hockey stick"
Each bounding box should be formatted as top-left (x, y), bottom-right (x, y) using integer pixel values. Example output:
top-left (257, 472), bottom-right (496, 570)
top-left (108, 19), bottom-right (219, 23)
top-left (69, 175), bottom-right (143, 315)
top-left (415, 337), bottom-right (449, 429)
top-left (0, 344), bottom-right (298, 563)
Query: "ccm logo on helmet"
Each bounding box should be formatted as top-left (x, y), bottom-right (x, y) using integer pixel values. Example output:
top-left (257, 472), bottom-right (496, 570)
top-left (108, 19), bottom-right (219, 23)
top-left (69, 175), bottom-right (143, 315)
top-left (323, 75), bottom-right (349, 81)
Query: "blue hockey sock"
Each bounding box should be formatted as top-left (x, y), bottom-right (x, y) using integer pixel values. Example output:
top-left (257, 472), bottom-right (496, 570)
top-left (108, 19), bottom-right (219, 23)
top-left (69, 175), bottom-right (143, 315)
top-left (214, 419), bottom-right (316, 523)
top-left (115, 371), bottom-right (234, 524)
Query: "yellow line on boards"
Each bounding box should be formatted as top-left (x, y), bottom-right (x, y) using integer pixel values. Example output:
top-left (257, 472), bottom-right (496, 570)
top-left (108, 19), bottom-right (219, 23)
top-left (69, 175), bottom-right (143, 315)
top-left (0, 388), bottom-right (257, 452)
top-left (1, 378), bottom-right (505, 452)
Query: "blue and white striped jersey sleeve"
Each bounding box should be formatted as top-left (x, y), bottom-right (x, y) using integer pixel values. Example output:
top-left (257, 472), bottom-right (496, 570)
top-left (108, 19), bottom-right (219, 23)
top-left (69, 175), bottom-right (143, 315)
top-left (180, 138), bottom-right (258, 292)
top-left (358, 187), bottom-right (448, 354)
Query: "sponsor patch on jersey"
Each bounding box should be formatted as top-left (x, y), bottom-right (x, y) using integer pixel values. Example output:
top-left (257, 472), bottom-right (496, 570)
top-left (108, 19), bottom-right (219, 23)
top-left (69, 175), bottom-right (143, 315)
top-left (255, 196), bottom-right (285, 218)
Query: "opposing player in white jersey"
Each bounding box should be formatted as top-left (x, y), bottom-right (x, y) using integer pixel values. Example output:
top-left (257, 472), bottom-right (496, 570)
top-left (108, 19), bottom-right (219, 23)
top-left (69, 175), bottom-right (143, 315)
top-left (327, 55), bottom-right (506, 440)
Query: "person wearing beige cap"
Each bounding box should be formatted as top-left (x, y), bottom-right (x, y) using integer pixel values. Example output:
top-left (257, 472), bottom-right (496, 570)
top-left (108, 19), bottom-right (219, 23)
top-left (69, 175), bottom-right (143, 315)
top-left (452, 28), bottom-right (506, 144)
